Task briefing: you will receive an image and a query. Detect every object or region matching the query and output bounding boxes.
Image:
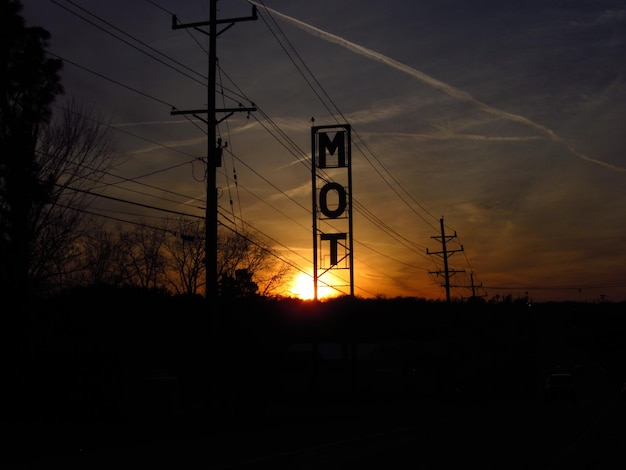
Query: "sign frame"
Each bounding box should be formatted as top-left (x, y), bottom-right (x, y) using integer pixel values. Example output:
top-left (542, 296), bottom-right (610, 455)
top-left (311, 124), bottom-right (354, 300)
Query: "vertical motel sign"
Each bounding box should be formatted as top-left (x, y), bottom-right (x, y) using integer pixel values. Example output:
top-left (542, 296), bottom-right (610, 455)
top-left (311, 124), bottom-right (354, 300)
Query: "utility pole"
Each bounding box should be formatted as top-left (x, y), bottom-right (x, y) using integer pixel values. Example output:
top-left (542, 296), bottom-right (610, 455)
top-left (427, 217), bottom-right (464, 302)
top-left (170, 1), bottom-right (257, 425)
top-left (468, 272), bottom-right (484, 300)
top-left (170, 1), bottom-right (257, 305)
top-left (456, 271), bottom-right (486, 301)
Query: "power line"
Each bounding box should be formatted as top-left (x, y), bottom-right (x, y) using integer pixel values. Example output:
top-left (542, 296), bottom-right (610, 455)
top-left (50, 6), bottom-right (433, 293)
top-left (50, 0), bottom-right (208, 84)
top-left (256, 2), bottom-right (441, 232)
top-left (42, 1), bottom-right (463, 299)
top-left (57, 183), bottom-right (205, 220)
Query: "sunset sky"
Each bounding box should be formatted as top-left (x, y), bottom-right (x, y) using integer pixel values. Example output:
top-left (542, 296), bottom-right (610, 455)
top-left (21, 0), bottom-right (626, 302)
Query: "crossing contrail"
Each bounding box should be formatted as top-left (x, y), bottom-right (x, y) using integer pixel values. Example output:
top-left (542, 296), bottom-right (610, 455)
top-left (250, 1), bottom-right (625, 172)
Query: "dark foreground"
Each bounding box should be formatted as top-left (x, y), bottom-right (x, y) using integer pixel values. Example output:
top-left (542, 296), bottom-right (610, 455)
top-left (2, 295), bottom-right (625, 468)
top-left (3, 365), bottom-right (624, 470)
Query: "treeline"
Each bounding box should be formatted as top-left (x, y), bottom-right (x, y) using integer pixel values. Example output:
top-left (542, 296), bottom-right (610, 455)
top-left (3, 286), bottom-right (625, 425)
top-left (6, 285), bottom-right (626, 368)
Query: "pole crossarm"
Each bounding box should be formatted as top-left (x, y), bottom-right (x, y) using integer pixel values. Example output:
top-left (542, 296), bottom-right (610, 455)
top-left (426, 247), bottom-right (464, 257)
top-left (429, 269), bottom-right (465, 276)
top-left (171, 7), bottom-right (258, 31)
top-left (171, 107), bottom-right (257, 116)
top-left (171, 107), bottom-right (257, 125)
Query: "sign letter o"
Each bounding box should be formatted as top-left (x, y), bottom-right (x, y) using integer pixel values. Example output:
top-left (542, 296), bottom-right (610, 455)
top-left (319, 182), bottom-right (346, 218)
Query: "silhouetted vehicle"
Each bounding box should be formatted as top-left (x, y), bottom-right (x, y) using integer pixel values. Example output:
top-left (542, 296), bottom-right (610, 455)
top-left (544, 373), bottom-right (577, 404)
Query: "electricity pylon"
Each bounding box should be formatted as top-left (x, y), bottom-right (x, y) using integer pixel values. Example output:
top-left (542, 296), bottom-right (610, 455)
top-left (427, 217), bottom-right (464, 302)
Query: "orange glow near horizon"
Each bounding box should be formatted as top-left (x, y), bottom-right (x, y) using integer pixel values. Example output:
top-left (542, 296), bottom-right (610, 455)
top-left (289, 272), bottom-right (336, 300)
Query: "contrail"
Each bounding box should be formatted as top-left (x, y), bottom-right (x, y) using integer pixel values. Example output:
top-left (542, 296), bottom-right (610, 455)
top-left (251, 1), bottom-right (625, 172)
top-left (380, 132), bottom-right (544, 142)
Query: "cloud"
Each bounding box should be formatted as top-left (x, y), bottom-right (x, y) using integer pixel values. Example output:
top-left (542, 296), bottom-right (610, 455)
top-left (367, 131), bottom-right (544, 142)
top-left (252, 1), bottom-right (626, 173)
top-left (125, 136), bottom-right (206, 155)
top-left (569, 9), bottom-right (626, 27)
top-left (113, 120), bottom-right (203, 127)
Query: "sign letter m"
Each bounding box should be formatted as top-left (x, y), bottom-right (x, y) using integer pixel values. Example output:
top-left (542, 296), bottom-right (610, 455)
top-left (318, 131), bottom-right (346, 168)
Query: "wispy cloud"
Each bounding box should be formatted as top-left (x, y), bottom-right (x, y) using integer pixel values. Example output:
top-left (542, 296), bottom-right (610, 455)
top-left (570, 9), bottom-right (626, 27)
top-left (367, 131), bottom-right (545, 142)
top-left (113, 120), bottom-right (203, 127)
top-left (125, 136), bottom-right (206, 155)
top-left (252, 1), bottom-right (626, 172)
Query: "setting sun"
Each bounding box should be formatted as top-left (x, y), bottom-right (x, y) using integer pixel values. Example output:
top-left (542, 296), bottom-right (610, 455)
top-left (289, 272), bottom-right (336, 300)
top-left (289, 272), bottom-right (315, 300)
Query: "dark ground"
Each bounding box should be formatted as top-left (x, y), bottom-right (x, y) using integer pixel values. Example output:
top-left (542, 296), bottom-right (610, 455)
top-left (2, 295), bottom-right (625, 468)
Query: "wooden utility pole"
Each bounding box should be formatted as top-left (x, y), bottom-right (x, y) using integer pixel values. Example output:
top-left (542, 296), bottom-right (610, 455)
top-left (171, 1), bottom-right (257, 304)
top-left (427, 217), bottom-right (464, 302)
top-left (170, 1), bottom-right (257, 425)
top-left (455, 271), bottom-right (486, 301)
top-left (468, 272), bottom-right (484, 299)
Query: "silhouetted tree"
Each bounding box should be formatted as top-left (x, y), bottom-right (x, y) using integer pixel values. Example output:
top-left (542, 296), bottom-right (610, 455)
top-left (217, 227), bottom-right (292, 298)
top-left (164, 218), bottom-right (206, 296)
top-left (118, 222), bottom-right (168, 290)
top-left (256, 255), bottom-right (293, 297)
top-left (75, 220), bottom-right (290, 298)
top-left (79, 223), bottom-right (129, 286)
top-left (219, 268), bottom-right (258, 298)
top-left (0, 1), bottom-right (115, 298)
